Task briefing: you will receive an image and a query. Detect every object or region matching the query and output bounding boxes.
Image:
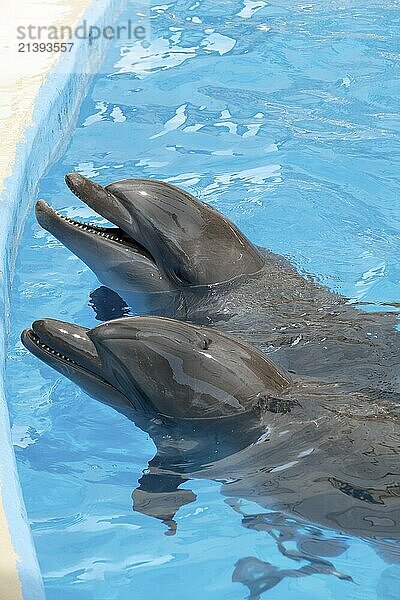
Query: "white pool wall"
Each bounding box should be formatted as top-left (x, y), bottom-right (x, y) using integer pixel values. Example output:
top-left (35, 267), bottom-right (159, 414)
top-left (0, 0), bottom-right (127, 596)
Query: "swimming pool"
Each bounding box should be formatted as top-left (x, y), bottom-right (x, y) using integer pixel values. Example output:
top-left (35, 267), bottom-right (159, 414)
top-left (7, 0), bottom-right (400, 598)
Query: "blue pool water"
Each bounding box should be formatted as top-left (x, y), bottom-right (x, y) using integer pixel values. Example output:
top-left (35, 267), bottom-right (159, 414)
top-left (7, 0), bottom-right (400, 598)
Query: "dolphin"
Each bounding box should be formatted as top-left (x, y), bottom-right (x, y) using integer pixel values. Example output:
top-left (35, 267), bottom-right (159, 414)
top-left (35, 173), bottom-right (265, 293)
top-left (21, 315), bottom-right (400, 549)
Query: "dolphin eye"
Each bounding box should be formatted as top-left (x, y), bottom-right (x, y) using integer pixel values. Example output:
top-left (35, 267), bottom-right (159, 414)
top-left (202, 338), bottom-right (212, 350)
top-left (195, 333), bottom-right (213, 351)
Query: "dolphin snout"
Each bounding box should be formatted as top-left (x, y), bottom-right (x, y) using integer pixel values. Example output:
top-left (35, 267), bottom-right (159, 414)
top-left (65, 172), bottom-right (85, 192)
top-left (31, 318), bottom-right (100, 373)
top-left (65, 173), bottom-right (132, 228)
top-left (35, 199), bottom-right (56, 232)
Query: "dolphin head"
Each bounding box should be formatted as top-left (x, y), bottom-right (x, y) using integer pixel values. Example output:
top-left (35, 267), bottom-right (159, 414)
top-left (21, 316), bottom-right (291, 420)
top-left (35, 174), bottom-right (265, 293)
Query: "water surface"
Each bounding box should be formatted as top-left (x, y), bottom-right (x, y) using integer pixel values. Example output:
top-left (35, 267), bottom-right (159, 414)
top-left (7, 1), bottom-right (400, 598)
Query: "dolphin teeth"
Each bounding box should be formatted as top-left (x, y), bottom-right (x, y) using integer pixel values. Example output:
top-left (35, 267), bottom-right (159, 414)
top-left (30, 332), bottom-right (77, 365)
top-left (50, 207), bottom-right (128, 245)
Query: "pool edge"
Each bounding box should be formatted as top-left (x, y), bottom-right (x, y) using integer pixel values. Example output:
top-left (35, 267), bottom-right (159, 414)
top-left (0, 0), bottom-right (127, 597)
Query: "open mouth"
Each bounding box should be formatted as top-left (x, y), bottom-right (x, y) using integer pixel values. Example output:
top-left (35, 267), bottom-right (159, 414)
top-left (35, 173), bottom-right (178, 292)
top-left (36, 199), bottom-right (155, 261)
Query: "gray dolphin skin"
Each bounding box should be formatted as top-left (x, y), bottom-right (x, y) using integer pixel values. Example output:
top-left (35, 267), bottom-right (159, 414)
top-left (26, 173), bottom-right (400, 592)
top-left (21, 316), bottom-right (400, 548)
